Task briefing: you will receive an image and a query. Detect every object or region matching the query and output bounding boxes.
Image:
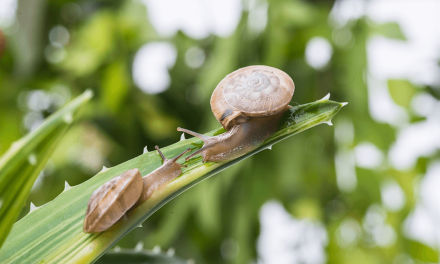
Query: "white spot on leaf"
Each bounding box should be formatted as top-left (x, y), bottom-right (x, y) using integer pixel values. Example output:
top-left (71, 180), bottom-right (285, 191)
top-left (63, 113), bottom-right (73, 124)
top-left (28, 154), bottom-right (37, 165)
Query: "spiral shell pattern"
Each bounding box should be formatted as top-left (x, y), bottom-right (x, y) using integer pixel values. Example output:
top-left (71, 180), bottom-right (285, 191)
top-left (220, 66), bottom-right (294, 114)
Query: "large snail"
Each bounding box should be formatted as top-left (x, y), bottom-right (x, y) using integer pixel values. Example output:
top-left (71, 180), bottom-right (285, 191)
top-left (178, 65), bottom-right (295, 162)
top-left (83, 146), bottom-right (190, 233)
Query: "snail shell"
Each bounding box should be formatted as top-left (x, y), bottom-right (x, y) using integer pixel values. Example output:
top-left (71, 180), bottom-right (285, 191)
top-left (178, 65), bottom-right (294, 162)
top-left (210, 65), bottom-right (295, 130)
top-left (83, 147), bottom-right (190, 233)
top-left (83, 169), bottom-right (143, 233)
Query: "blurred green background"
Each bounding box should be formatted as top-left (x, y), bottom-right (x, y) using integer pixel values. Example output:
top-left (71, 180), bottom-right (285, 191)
top-left (1, 0), bottom-right (439, 263)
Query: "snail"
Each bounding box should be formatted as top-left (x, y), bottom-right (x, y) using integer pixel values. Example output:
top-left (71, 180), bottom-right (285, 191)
top-left (83, 146), bottom-right (190, 233)
top-left (178, 65), bottom-right (295, 162)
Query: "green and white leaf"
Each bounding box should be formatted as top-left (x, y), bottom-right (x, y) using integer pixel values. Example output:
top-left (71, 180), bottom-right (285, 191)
top-left (0, 90), bottom-right (93, 248)
top-left (0, 97), bottom-right (345, 263)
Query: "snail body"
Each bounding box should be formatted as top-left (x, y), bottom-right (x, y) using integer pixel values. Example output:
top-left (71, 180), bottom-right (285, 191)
top-left (179, 65), bottom-right (294, 162)
top-left (83, 147), bottom-right (190, 233)
top-left (140, 146), bottom-right (189, 201)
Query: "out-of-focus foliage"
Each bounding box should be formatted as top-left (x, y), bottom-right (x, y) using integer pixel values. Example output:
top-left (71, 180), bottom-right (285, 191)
top-left (0, 0), bottom-right (438, 263)
top-left (97, 249), bottom-right (188, 264)
top-left (0, 91), bottom-right (92, 248)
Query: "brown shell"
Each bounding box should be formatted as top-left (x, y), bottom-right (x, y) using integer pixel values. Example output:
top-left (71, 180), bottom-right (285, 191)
top-left (83, 168), bottom-right (143, 233)
top-left (210, 65), bottom-right (294, 130)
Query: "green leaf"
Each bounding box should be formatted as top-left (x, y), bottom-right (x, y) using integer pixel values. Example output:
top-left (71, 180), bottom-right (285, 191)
top-left (387, 79), bottom-right (417, 108)
top-left (0, 90), bottom-right (93, 248)
top-left (370, 21), bottom-right (406, 40)
top-left (407, 239), bottom-right (439, 262)
top-left (0, 97), bottom-right (345, 263)
top-left (96, 250), bottom-right (187, 264)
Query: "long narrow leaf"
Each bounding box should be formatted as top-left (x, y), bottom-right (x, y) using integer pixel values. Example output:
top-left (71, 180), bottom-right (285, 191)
top-left (0, 97), bottom-right (345, 263)
top-left (0, 90), bottom-right (93, 248)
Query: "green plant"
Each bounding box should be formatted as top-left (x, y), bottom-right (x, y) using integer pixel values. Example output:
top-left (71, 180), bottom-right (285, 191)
top-left (0, 91), bottom-right (93, 248)
top-left (0, 96), bottom-right (344, 263)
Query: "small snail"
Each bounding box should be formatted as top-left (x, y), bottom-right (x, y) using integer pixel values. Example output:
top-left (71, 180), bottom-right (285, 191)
top-left (178, 65), bottom-right (295, 162)
top-left (83, 146), bottom-right (190, 233)
top-left (83, 168), bottom-right (142, 233)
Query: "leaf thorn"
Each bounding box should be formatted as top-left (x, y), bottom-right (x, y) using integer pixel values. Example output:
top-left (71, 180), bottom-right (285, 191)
top-left (320, 93), bottom-right (330, 101)
top-left (134, 242), bottom-right (143, 251)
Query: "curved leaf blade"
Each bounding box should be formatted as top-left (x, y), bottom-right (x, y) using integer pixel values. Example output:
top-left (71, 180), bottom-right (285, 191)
top-left (0, 90), bottom-right (93, 248)
top-left (0, 98), bottom-right (344, 263)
